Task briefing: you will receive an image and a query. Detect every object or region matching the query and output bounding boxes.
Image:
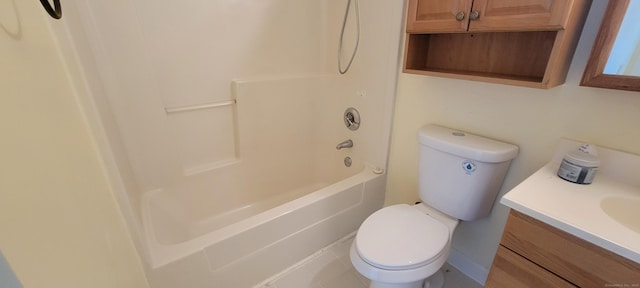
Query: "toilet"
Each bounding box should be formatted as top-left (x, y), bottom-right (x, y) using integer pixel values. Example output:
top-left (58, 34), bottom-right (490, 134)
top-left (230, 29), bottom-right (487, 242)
top-left (350, 124), bottom-right (518, 288)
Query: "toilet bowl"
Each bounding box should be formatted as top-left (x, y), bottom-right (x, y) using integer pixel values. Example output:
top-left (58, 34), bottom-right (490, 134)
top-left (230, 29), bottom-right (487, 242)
top-left (350, 124), bottom-right (518, 288)
top-left (350, 204), bottom-right (458, 288)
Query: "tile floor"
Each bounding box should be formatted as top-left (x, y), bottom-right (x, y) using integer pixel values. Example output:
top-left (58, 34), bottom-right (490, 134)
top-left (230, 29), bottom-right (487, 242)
top-left (255, 234), bottom-right (483, 288)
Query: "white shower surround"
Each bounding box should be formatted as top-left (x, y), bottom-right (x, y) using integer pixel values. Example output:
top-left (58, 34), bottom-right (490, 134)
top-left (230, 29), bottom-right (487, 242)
top-left (52, 0), bottom-right (404, 287)
top-left (138, 75), bottom-right (389, 286)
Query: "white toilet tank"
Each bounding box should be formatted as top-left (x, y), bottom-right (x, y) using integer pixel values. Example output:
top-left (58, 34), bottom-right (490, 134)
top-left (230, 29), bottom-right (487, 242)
top-left (417, 124), bottom-right (518, 221)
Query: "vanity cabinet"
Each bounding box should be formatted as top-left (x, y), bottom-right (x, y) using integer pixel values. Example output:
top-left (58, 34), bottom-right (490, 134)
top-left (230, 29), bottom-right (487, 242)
top-left (404, 0), bottom-right (591, 88)
top-left (486, 210), bottom-right (640, 287)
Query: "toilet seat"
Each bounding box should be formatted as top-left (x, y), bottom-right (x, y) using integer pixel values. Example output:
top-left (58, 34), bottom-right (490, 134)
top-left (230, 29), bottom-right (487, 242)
top-left (355, 204), bottom-right (450, 270)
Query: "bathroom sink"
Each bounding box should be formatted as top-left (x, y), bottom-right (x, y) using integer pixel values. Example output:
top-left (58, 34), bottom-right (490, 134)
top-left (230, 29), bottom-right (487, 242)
top-left (600, 196), bottom-right (640, 234)
top-left (502, 139), bottom-right (640, 263)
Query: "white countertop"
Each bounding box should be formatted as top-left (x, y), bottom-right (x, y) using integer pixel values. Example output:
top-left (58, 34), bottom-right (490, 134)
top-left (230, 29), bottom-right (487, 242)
top-left (501, 139), bottom-right (640, 264)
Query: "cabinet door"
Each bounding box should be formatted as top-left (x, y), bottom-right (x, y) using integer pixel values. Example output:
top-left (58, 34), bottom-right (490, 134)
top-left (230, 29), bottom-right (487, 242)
top-left (502, 211), bottom-right (640, 287)
top-left (485, 246), bottom-right (577, 288)
top-left (406, 0), bottom-right (473, 33)
top-left (469, 0), bottom-right (572, 31)
top-left (484, 245), bottom-right (576, 288)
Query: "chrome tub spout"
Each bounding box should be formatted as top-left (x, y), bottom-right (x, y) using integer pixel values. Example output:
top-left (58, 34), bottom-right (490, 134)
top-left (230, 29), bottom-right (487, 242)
top-left (336, 139), bottom-right (353, 150)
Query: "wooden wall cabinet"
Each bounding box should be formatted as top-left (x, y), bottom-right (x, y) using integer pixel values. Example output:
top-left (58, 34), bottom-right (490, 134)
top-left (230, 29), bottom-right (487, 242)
top-left (407, 0), bottom-right (572, 33)
top-left (404, 0), bottom-right (592, 88)
top-left (485, 210), bottom-right (640, 287)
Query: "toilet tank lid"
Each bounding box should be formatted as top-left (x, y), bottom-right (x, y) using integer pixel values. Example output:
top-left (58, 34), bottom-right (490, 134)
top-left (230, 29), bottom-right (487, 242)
top-left (417, 124), bottom-right (519, 163)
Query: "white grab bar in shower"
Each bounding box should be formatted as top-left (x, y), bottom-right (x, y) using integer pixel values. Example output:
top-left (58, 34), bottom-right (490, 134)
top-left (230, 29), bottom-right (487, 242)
top-left (164, 99), bottom-right (236, 113)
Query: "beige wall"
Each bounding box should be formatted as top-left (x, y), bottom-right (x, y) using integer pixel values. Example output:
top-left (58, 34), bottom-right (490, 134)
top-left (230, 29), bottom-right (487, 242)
top-left (0, 1), bottom-right (148, 287)
top-left (387, 0), bottom-right (640, 275)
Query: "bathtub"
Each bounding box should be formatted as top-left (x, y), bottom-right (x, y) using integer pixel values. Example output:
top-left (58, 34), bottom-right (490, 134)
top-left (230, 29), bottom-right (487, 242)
top-left (141, 76), bottom-right (388, 287)
top-left (144, 166), bottom-right (385, 288)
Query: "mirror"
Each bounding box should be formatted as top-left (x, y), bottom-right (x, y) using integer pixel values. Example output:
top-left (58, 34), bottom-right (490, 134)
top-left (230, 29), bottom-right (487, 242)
top-left (581, 0), bottom-right (640, 92)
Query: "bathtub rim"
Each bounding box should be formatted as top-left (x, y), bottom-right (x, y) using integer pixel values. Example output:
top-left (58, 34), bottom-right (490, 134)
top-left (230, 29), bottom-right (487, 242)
top-left (142, 165), bottom-right (384, 268)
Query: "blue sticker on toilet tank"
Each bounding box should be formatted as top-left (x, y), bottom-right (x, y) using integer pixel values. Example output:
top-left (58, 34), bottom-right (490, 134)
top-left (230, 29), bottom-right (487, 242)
top-left (462, 160), bottom-right (477, 174)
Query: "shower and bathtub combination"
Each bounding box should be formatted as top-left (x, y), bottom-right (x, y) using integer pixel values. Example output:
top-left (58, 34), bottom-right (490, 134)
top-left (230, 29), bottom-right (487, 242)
top-left (143, 76), bottom-right (392, 287)
top-left (54, 0), bottom-right (404, 287)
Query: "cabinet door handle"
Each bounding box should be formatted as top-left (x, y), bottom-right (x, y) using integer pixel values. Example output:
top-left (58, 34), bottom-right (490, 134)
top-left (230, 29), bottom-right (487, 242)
top-left (469, 10), bottom-right (480, 20)
top-left (455, 11), bottom-right (465, 21)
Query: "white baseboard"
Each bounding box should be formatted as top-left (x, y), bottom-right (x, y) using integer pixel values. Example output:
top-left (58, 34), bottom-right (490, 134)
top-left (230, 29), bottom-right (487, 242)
top-left (447, 248), bottom-right (489, 286)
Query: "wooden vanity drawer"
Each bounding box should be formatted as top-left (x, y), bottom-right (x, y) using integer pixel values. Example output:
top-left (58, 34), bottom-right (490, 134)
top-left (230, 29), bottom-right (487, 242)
top-left (486, 246), bottom-right (576, 288)
top-left (501, 210), bottom-right (640, 287)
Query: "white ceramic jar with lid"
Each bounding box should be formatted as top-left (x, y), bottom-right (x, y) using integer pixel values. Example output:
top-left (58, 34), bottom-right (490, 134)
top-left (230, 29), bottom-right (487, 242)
top-left (557, 145), bottom-right (600, 184)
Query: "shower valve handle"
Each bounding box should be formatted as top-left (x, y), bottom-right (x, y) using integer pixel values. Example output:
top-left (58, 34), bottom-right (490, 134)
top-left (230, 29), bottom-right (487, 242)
top-left (343, 107), bottom-right (360, 131)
